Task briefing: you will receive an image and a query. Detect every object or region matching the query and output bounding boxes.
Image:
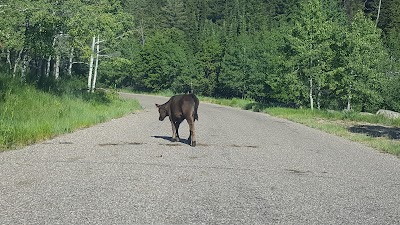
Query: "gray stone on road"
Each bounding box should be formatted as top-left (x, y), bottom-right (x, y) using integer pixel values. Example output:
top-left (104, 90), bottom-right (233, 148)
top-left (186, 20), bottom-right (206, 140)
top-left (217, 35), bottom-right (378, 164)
top-left (1, 93), bottom-right (399, 224)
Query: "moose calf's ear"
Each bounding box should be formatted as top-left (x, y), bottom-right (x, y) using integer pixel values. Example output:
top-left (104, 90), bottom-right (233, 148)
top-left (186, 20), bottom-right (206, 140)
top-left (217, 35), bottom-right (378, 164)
top-left (155, 104), bottom-right (160, 108)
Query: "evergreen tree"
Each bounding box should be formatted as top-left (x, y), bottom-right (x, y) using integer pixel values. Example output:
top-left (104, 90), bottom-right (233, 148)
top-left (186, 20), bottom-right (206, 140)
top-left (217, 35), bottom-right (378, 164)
top-left (160, 0), bottom-right (188, 31)
top-left (134, 28), bottom-right (192, 92)
top-left (196, 20), bottom-right (223, 96)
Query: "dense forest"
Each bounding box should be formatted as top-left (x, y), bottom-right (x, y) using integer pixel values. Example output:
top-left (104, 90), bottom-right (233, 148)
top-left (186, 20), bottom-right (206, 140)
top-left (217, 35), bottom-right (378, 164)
top-left (1, 0), bottom-right (399, 112)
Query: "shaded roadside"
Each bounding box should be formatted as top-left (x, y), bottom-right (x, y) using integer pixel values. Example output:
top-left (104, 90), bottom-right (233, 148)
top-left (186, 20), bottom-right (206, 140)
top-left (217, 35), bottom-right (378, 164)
top-left (349, 125), bottom-right (400, 140)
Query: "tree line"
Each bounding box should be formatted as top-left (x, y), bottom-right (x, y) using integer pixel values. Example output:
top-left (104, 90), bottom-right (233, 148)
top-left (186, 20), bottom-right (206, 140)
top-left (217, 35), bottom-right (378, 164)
top-left (1, 0), bottom-right (399, 112)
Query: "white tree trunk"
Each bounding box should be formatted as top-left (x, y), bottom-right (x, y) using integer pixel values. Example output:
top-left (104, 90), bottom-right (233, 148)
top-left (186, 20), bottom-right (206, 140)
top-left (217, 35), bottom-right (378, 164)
top-left (6, 49), bottom-right (12, 70)
top-left (46, 36), bottom-right (57, 77)
top-left (68, 48), bottom-right (74, 76)
top-left (309, 78), bottom-right (314, 110)
top-left (87, 35), bottom-right (96, 92)
top-left (347, 97), bottom-right (351, 110)
top-left (54, 54), bottom-right (60, 79)
top-left (91, 35), bottom-right (100, 93)
top-left (375, 0), bottom-right (382, 28)
top-left (347, 86), bottom-right (352, 111)
top-left (13, 48), bottom-right (23, 78)
top-left (21, 54), bottom-right (28, 80)
top-left (46, 55), bottom-right (51, 77)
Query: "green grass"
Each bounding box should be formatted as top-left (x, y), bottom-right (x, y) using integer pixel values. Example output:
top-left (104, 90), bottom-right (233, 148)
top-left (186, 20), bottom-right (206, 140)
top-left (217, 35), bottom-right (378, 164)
top-left (200, 96), bottom-right (255, 109)
top-left (0, 80), bottom-right (141, 150)
top-left (200, 97), bottom-right (400, 156)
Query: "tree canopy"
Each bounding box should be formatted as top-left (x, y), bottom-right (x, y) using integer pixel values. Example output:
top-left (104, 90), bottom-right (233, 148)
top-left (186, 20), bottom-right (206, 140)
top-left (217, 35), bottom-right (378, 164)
top-left (1, 0), bottom-right (399, 112)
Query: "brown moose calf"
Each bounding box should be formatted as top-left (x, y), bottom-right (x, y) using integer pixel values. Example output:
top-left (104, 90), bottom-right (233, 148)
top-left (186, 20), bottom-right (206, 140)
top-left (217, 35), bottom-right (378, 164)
top-left (156, 93), bottom-right (199, 147)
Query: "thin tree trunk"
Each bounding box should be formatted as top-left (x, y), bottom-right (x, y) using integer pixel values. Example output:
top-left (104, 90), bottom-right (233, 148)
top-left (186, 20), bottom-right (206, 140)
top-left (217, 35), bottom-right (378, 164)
top-left (317, 85), bottom-right (321, 110)
top-left (87, 35), bottom-right (96, 92)
top-left (46, 36), bottom-right (57, 77)
top-left (309, 52), bottom-right (314, 110)
top-left (7, 49), bottom-right (12, 71)
top-left (309, 78), bottom-right (314, 110)
top-left (138, 19), bottom-right (146, 46)
top-left (13, 48), bottom-right (24, 78)
top-left (375, 0), bottom-right (382, 28)
top-left (91, 35), bottom-right (100, 93)
top-left (21, 54), bottom-right (28, 81)
top-left (46, 55), bottom-right (51, 77)
top-left (68, 48), bottom-right (74, 76)
top-left (347, 85), bottom-right (352, 111)
top-left (54, 54), bottom-right (60, 79)
top-left (347, 96), bottom-right (351, 110)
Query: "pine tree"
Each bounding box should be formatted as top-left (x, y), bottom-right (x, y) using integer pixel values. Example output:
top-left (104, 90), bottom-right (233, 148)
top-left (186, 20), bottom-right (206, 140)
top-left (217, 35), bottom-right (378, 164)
top-left (160, 0), bottom-right (188, 31)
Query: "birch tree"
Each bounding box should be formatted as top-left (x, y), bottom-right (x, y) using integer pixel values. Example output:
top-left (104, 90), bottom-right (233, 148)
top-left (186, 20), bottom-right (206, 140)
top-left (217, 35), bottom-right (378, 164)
top-left (375, 0), bottom-right (382, 27)
top-left (0, 0), bottom-right (28, 77)
top-left (288, 0), bottom-right (334, 110)
top-left (342, 11), bottom-right (388, 111)
top-left (67, 0), bottom-right (126, 92)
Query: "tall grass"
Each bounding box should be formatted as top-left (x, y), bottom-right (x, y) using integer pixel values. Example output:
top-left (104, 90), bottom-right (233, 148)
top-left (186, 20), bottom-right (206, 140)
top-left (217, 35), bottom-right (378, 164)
top-left (199, 96), bottom-right (255, 109)
top-left (0, 78), bottom-right (141, 150)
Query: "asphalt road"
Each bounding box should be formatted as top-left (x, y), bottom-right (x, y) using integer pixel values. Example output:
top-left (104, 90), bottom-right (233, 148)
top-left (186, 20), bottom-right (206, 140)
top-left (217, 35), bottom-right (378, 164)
top-left (1, 93), bottom-right (399, 224)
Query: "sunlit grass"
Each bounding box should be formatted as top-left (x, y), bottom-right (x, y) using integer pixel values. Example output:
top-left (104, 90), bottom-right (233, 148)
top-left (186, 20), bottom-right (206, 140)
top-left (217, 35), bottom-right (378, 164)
top-left (199, 96), bottom-right (400, 156)
top-left (0, 80), bottom-right (141, 150)
top-left (199, 96), bottom-right (257, 110)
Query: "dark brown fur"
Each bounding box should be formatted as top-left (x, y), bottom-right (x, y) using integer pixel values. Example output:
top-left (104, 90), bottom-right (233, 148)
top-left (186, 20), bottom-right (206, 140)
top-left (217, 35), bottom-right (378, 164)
top-left (156, 94), bottom-right (199, 146)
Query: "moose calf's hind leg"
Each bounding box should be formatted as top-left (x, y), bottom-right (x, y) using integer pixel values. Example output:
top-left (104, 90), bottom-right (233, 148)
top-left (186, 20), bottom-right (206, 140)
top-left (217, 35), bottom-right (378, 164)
top-left (175, 121), bottom-right (182, 141)
top-left (188, 120), bottom-right (196, 147)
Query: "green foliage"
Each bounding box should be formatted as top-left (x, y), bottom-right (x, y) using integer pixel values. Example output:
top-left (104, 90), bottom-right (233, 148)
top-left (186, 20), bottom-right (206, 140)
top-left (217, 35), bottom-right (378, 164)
top-left (195, 21), bottom-right (223, 96)
top-left (341, 11), bottom-right (389, 111)
top-left (1, 0), bottom-right (400, 113)
top-left (99, 57), bottom-right (134, 88)
top-left (0, 77), bottom-right (140, 150)
top-left (160, 0), bottom-right (188, 30)
top-left (382, 75), bottom-right (400, 112)
top-left (132, 28), bottom-right (194, 92)
top-left (220, 33), bottom-right (259, 99)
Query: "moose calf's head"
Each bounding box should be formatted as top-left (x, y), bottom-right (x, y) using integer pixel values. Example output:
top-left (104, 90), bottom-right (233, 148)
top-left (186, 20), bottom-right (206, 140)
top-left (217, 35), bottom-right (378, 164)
top-left (155, 104), bottom-right (168, 121)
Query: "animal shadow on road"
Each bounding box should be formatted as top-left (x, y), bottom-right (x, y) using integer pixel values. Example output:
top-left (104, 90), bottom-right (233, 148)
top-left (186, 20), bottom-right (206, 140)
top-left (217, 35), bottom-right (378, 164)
top-left (348, 125), bottom-right (400, 140)
top-left (152, 136), bottom-right (191, 146)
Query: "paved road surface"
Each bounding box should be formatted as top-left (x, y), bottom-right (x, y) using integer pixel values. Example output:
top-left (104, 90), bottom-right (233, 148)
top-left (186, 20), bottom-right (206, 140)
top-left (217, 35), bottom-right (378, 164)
top-left (1, 93), bottom-right (399, 224)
